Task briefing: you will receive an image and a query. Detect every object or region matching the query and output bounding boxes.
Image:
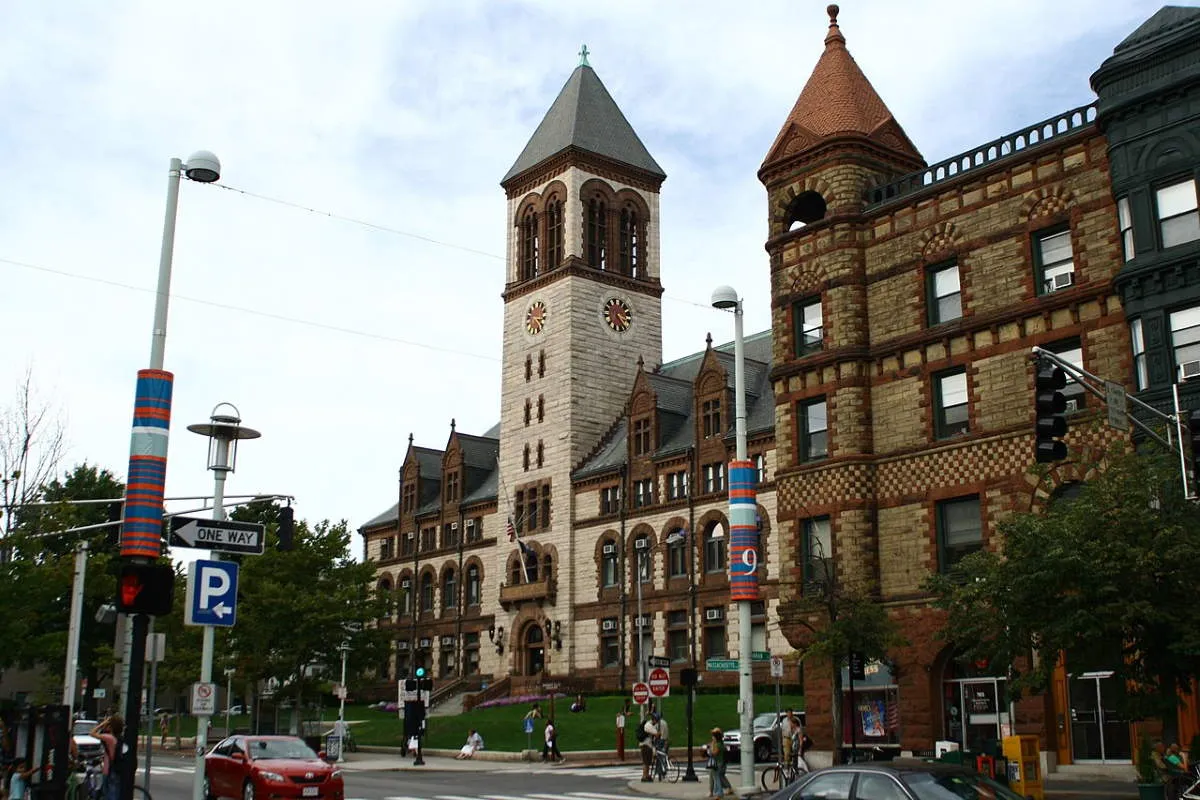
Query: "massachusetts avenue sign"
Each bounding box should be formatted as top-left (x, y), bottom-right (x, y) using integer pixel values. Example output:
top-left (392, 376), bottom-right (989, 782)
top-left (169, 516), bottom-right (265, 555)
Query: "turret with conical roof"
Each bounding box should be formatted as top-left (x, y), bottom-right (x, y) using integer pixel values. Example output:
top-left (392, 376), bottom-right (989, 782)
top-left (759, 5), bottom-right (925, 235)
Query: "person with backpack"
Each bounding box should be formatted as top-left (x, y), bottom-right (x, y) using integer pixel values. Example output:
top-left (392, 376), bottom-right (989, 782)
top-left (91, 715), bottom-right (126, 800)
top-left (637, 713), bottom-right (658, 782)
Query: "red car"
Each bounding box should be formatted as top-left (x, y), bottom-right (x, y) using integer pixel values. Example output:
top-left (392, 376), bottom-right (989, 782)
top-left (204, 735), bottom-right (344, 800)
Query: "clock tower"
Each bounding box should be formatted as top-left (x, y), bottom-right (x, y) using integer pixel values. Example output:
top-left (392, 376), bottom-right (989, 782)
top-left (497, 48), bottom-right (665, 632)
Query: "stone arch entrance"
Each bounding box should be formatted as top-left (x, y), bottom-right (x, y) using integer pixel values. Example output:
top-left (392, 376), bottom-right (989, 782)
top-left (524, 621), bottom-right (546, 675)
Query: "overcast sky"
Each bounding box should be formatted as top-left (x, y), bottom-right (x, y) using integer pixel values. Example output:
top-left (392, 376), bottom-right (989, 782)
top-left (0, 0), bottom-right (1174, 550)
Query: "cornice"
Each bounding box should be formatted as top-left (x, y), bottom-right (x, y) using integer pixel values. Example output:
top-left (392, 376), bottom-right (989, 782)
top-left (502, 146), bottom-right (666, 198)
top-left (503, 256), bottom-right (665, 303)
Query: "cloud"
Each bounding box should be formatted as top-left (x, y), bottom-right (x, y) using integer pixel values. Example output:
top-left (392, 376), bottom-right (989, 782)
top-left (0, 0), bottom-right (1175, 542)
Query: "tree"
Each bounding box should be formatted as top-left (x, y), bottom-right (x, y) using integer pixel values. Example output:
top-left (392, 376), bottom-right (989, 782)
top-left (926, 448), bottom-right (1200, 740)
top-left (222, 500), bottom-right (388, 730)
top-left (0, 369), bottom-right (66, 556)
top-left (788, 538), bottom-right (906, 763)
top-left (0, 463), bottom-right (125, 712)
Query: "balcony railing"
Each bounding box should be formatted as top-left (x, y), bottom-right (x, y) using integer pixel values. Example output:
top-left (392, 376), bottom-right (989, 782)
top-left (865, 103), bottom-right (1098, 209)
top-left (499, 574), bottom-right (556, 606)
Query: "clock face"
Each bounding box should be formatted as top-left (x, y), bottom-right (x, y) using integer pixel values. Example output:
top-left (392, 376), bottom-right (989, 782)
top-left (525, 301), bottom-right (547, 335)
top-left (603, 297), bottom-right (632, 332)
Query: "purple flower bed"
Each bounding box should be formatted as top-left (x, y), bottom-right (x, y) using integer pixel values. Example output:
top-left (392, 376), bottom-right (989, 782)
top-left (475, 692), bottom-right (565, 710)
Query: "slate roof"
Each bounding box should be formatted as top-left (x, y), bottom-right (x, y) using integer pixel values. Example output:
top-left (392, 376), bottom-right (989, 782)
top-left (1114, 6), bottom-right (1200, 53)
top-left (574, 329), bottom-right (773, 478)
top-left (502, 64), bottom-right (665, 185)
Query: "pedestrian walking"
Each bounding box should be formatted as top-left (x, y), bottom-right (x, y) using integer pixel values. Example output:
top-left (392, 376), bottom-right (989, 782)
top-left (638, 713), bottom-right (659, 782)
top-left (705, 728), bottom-right (729, 800)
top-left (616, 703), bottom-right (629, 762)
top-left (158, 714), bottom-right (170, 748)
top-left (541, 719), bottom-right (563, 763)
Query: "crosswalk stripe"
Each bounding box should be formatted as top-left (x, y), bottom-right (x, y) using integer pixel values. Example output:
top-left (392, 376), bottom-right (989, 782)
top-left (568, 793), bottom-right (643, 800)
top-left (435, 795), bottom-right (487, 800)
top-left (383, 796), bottom-right (428, 800)
top-left (528, 794), bottom-right (587, 800)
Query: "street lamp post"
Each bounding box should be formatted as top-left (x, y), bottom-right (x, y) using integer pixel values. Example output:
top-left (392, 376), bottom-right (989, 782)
top-left (187, 404), bottom-right (260, 800)
top-left (712, 285), bottom-right (755, 791)
top-left (116, 150), bottom-right (221, 800)
top-left (337, 640), bottom-right (351, 762)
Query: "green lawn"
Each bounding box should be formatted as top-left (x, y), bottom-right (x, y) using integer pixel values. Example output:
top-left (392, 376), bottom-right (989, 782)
top-left (144, 691), bottom-right (806, 754)
top-left (352, 692), bottom-right (806, 752)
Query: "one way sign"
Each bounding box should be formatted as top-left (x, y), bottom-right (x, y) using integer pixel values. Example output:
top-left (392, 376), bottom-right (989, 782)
top-left (170, 516), bottom-right (265, 555)
top-left (185, 559), bottom-right (239, 628)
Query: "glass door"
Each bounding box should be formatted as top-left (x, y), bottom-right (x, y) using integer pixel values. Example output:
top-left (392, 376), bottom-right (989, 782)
top-left (962, 679), bottom-right (1006, 753)
top-left (1070, 672), bottom-right (1131, 763)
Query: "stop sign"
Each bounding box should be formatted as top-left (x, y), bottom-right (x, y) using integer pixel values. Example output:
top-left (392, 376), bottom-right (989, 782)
top-left (648, 667), bottom-right (670, 697)
top-left (632, 681), bottom-right (650, 705)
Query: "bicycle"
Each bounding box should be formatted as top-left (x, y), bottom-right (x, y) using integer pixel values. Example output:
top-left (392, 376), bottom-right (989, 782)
top-left (69, 758), bottom-right (105, 800)
top-left (761, 755), bottom-right (809, 792)
top-left (1179, 764), bottom-right (1200, 800)
top-left (653, 743), bottom-right (681, 783)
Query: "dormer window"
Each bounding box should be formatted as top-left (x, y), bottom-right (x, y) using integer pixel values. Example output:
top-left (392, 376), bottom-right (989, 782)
top-left (445, 472), bottom-right (460, 503)
top-left (633, 418), bottom-right (652, 456)
top-left (520, 206), bottom-right (539, 280)
top-left (546, 195), bottom-right (564, 269)
top-left (702, 399), bottom-right (722, 438)
top-left (586, 197), bottom-right (608, 270)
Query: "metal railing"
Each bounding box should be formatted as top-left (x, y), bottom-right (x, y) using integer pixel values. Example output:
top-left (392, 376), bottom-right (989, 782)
top-left (865, 103), bottom-right (1098, 208)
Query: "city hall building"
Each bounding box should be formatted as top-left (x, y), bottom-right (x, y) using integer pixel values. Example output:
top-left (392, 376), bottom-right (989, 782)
top-left (362, 5), bottom-right (1200, 771)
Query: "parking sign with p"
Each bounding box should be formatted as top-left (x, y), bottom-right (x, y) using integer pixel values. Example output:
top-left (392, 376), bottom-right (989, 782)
top-left (185, 559), bottom-right (240, 627)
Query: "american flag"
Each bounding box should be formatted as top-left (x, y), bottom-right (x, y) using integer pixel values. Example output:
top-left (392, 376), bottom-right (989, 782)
top-left (506, 516), bottom-right (516, 542)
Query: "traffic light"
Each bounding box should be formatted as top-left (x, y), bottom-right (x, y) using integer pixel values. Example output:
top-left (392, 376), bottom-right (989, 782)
top-left (105, 501), bottom-right (124, 549)
top-left (115, 563), bottom-right (175, 616)
top-left (1035, 361), bottom-right (1068, 463)
top-left (415, 667), bottom-right (425, 678)
top-left (278, 505), bottom-right (294, 551)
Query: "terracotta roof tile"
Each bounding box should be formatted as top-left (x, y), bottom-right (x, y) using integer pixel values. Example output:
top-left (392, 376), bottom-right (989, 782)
top-left (762, 5), bottom-right (922, 171)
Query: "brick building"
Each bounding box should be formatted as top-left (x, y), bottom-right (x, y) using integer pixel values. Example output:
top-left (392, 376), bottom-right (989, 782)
top-left (359, 52), bottom-right (785, 705)
top-left (360, 4), bottom-right (1200, 772)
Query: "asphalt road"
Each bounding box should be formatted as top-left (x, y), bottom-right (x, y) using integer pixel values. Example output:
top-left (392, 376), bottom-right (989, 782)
top-left (136, 753), bottom-right (648, 800)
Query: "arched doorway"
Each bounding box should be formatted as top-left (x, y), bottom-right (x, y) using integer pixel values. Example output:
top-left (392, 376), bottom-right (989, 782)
top-left (525, 623), bottom-right (546, 675)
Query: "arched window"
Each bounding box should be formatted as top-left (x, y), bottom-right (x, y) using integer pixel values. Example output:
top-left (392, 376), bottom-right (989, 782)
top-left (785, 191), bottom-right (827, 231)
top-left (601, 539), bottom-right (618, 587)
top-left (546, 196), bottom-right (563, 269)
top-left (467, 564), bottom-right (481, 606)
top-left (634, 534), bottom-right (652, 584)
top-left (619, 207), bottom-right (641, 277)
top-left (443, 569), bottom-right (457, 611)
top-left (378, 578), bottom-right (393, 619)
top-left (399, 577), bottom-right (412, 615)
top-left (510, 556), bottom-right (522, 585)
top-left (667, 528), bottom-right (688, 578)
top-left (705, 522), bottom-right (727, 573)
top-left (542, 554), bottom-right (553, 581)
top-left (420, 572), bottom-right (434, 613)
top-left (521, 206), bottom-right (539, 280)
top-left (586, 197), bottom-right (608, 269)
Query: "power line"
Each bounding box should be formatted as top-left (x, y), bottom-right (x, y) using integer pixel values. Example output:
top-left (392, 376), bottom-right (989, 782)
top-left (0, 255), bottom-right (501, 363)
top-left (211, 182), bottom-right (717, 312)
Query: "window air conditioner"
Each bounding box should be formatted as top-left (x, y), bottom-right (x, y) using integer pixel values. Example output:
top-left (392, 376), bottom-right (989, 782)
top-left (440, 636), bottom-right (454, 646)
top-left (1181, 360), bottom-right (1200, 381)
top-left (451, 522), bottom-right (458, 530)
top-left (635, 539), bottom-right (648, 550)
top-left (406, 531), bottom-right (415, 540)
top-left (602, 620), bottom-right (617, 632)
top-left (1045, 271), bottom-right (1074, 292)
top-left (1064, 398), bottom-right (1079, 413)
top-left (396, 641), bottom-right (409, 651)
top-left (602, 544), bottom-right (616, 555)
top-left (705, 609), bottom-right (723, 622)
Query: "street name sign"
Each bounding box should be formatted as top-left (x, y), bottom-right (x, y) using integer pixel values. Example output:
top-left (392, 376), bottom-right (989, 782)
top-left (648, 667), bottom-right (671, 698)
top-left (171, 516), bottom-right (265, 555)
top-left (752, 651), bottom-right (771, 662)
top-left (185, 559), bottom-right (239, 628)
top-left (647, 655), bottom-right (671, 669)
top-left (1105, 381), bottom-right (1131, 432)
top-left (706, 658), bottom-right (738, 671)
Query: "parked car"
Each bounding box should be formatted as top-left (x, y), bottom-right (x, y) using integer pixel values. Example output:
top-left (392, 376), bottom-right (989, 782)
top-left (72, 719), bottom-right (105, 766)
top-left (226, 705), bottom-right (246, 715)
top-left (204, 735), bottom-right (343, 800)
top-left (765, 760), bottom-right (1026, 800)
top-left (724, 711), bottom-right (807, 763)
